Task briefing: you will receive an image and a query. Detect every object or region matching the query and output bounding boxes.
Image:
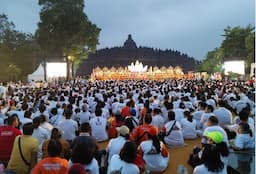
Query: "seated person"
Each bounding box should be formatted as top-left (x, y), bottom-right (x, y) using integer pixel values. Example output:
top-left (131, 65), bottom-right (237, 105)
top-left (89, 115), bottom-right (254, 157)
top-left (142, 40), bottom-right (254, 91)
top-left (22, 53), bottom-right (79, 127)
top-left (107, 141), bottom-right (139, 174)
top-left (138, 127), bottom-right (169, 172)
top-left (232, 122), bottom-right (254, 150)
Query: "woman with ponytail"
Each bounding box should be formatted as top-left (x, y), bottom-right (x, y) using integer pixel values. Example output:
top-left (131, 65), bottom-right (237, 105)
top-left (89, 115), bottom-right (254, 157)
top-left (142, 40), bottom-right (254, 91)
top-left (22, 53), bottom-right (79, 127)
top-left (137, 127), bottom-right (169, 172)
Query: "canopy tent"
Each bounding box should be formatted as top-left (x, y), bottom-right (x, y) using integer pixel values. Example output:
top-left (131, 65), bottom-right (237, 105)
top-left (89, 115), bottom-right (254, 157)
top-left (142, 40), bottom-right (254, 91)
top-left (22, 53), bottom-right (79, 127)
top-left (27, 64), bottom-right (45, 82)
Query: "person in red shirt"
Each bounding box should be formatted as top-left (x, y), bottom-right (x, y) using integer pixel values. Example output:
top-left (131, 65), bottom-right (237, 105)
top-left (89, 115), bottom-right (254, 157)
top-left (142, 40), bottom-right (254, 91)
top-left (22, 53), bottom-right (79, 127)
top-left (130, 114), bottom-right (158, 146)
top-left (121, 101), bottom-right (132, 118)
top-left (0, 114), bottom-right (21, 166)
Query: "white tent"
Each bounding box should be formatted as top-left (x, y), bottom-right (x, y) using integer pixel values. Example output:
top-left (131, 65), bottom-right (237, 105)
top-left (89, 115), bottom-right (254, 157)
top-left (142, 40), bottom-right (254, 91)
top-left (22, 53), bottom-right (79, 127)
top-left (27, 64), bottom-right (45, 82)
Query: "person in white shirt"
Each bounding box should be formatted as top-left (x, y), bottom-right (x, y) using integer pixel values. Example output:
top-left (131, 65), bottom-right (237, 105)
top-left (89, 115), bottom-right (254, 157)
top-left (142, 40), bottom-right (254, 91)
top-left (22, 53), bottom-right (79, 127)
top-left (192, 102), bottom-right (206, 129)
top-left (49, 107), bottom-right (64, 127)
top-left (232, 122), bottom-right (254, 150)
top-left (58, 109), bottom-right (78, 143)
top-left (180, 110), bottom-right (197, 139)
top-left (200, 105), bottom-right (215, 130)
top-left (202, 116), bottom-right (229, 145)
top-left (226, 109), bottom-right (254, 138)
top-left (172, 102), bottom-right (185, 122)
top-left (32, 116), bottom-right (50, 159)
top-left (89, 107), bottom-right (108, 142)
top-left (33, 104), bottom-right (50, 120)
top-left (107, 141), bottom-right (139, 174)
top-left (106, 125), bottom-right (130, 163)
top-left (40, 115), bottom-right (53, 135)
top-left (151, 108), bottom-right (165, 130)
top-left (213, 100), bottom-right (232, 126)
top-left (19, 110), bottom-right (33, 129)
top-left (138, 126), bottom-right (169, 172)
top-left (164, 111), bottom-right (184, 147)
top-left (79, 105), bottom-right (93, 124)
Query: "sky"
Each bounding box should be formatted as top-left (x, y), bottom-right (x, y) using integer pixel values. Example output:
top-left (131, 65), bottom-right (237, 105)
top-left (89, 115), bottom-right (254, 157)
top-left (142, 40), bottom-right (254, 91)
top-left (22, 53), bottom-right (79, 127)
top-left (0, 0), bottom-right (254, 60)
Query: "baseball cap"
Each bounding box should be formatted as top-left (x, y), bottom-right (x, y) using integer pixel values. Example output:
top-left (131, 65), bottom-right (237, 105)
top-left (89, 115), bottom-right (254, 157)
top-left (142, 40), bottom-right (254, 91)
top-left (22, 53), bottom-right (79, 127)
top-left (205, 131), bottom-right (224, 144)
top-left (116, 125), bottom-right (130, 136)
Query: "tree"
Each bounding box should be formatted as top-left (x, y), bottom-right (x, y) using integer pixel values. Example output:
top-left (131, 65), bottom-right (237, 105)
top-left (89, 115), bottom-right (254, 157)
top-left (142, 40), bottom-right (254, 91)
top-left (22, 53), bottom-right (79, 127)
top-left (197, 48), bottom-right (224, 74)
top-left (197, 25), bottom-right (255, 75)
top-left (36, 0), bottom-right (100, 79)
top-left (0, 14), bottom-right (42, 81)
top-left (221, 25), bottom-right (254, 73)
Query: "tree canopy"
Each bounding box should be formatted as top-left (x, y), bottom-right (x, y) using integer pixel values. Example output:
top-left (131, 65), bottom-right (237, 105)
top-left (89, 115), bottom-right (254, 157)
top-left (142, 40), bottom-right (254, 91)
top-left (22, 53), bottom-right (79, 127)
top-left (197, 25), bottom-right (255, 74)
top-left (0, 14), bottom-right (42, 81)
top-left (36, 0), bottom-right (100, 69)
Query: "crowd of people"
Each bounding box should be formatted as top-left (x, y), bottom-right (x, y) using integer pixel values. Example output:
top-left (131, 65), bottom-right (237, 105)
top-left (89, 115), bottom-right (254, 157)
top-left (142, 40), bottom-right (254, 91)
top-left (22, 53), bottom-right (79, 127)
top-left (0, 79), bottom-right (254, 174)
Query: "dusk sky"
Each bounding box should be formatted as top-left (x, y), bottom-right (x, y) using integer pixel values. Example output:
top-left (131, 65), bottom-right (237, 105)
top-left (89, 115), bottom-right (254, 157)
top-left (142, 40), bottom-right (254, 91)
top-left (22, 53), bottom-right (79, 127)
top-left (0, 0), bottom-right (254, 60)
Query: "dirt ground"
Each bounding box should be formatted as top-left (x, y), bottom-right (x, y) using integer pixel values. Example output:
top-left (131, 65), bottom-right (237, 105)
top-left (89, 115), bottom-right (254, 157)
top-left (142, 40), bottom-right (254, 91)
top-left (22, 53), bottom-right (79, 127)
top-left (97, 138), bottom-right (201, 174)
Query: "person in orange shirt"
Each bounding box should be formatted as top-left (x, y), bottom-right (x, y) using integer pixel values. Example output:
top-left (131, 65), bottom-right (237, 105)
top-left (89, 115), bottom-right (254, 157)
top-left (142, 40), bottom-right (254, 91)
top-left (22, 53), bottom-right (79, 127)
top-left (32, 139), bottom-right (68, 174)
top-left (121, 101), bottom-right (132, 118)
top-left (130, 113), bottom-right (158, 146)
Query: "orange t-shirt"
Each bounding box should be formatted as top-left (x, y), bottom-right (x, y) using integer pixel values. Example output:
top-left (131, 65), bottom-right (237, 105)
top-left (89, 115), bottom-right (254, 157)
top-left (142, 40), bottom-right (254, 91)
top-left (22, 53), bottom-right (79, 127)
top-left (32, 157), bottom-right (68, 174)
top-left (130, 124), bottom-right (158, 145)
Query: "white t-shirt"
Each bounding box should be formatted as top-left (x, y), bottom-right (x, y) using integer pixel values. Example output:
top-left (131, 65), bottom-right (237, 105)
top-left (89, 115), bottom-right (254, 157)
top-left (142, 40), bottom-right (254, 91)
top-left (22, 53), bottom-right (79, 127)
top-left (79, 111), bottom-right (93, 124)
top-left (213, 107), bottom-right (232, 126)
top-left (234, 133), bottom-right (254, 149)
top-left (180, 118), bottom-right (197, 139)
top-left (32, 126), bottom-right (50, 159)
top-left (58, 119), bottom-right (78, 141)
top-left (193, 164), bottom-right (227, 174)
top-left (69, 158), bottom-right (99, 174)
top-left (172, 108), bottom-right (184, 121)
top-left (107, 136), bottom-right (127, 163)
top-left (164, 120), bottom-right (184, 147)
top-left (192, 110), bottom-right (205, 129)
top-left (151, 114), bottom-right (165, 130)
top-left (200, 112), bottom-right (215, 130)
top-left (139, 140), bottom-right (169, 172)
top-left (19, 117), bottom-right (32, 129)
top-left (89, 116), bottom-right (108, 142)
top-left (49, 114), bottom-right (65, 127)
top-left (107, 154), bottom-right (139, 174)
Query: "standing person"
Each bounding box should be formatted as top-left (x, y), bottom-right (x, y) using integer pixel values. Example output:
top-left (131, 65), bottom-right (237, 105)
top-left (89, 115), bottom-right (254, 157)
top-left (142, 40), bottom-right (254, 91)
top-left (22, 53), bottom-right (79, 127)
top-left (6, 123), bottom-right (38, 174)
top-left (58, 109), bottom-right (78, 144)
top-left (32, 139), bottom-right (68, 174)
top-left (0, 115), bottom-right (22, 167)
top-left (107, 141), bottom-right (139, 174)
top-left (89, 107), bottom-right (108, 142)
